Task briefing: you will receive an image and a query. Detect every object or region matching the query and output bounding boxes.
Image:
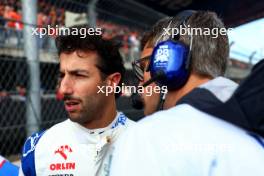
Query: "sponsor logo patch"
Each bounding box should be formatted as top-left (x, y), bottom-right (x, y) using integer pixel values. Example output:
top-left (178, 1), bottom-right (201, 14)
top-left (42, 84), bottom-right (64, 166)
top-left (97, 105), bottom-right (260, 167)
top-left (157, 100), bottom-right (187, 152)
top-left (49, 145), bottom-right (76, 172)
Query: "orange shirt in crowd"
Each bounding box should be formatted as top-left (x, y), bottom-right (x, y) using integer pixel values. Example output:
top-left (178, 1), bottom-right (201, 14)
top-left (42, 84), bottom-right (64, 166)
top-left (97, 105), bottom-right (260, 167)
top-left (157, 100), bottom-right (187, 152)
top-left (6, 10), bottom-right (23, 30)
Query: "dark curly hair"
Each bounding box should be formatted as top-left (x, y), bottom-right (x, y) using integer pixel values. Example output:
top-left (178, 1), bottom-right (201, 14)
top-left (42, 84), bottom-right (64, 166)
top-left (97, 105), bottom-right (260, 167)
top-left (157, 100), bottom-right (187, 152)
top-left (55, 25), bottom-right (125, 98)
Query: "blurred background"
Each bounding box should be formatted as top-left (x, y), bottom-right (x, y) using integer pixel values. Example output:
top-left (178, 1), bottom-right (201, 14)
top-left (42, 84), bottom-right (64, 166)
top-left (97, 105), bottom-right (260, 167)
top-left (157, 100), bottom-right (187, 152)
top-left (0, 0), bottom-right (263, 162)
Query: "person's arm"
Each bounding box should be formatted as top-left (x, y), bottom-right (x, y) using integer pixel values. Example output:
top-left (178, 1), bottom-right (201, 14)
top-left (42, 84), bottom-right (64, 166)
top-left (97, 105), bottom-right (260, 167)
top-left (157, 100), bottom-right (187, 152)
top-left (0, 156), bottom-right (19, 176)
top-left (19, 131), bottom-right (45, 176)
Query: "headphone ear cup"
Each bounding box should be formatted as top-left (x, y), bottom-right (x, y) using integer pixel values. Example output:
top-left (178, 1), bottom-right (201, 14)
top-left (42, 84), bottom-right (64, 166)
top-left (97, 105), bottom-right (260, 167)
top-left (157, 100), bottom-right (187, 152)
top-left (149, 40), bottom-right (190, 90)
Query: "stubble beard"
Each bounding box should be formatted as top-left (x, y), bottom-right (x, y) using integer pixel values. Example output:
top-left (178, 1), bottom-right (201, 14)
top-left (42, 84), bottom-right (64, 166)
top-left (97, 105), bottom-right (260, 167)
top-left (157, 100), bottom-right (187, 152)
top-left (68, 94), bottom-right (105, 126)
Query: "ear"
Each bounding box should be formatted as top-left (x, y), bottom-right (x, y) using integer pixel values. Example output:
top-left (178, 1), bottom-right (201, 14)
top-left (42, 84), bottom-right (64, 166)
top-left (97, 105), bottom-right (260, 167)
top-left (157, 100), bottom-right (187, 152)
top-left (107, 72), bottom-right (122, 88)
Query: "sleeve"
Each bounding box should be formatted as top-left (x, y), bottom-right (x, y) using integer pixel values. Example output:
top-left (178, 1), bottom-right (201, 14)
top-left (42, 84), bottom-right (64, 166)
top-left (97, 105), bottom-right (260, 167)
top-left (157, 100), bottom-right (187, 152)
top-left (0, 158), bottom-right (19, 176)
top-left (19, 131), bottom-right (45, 176)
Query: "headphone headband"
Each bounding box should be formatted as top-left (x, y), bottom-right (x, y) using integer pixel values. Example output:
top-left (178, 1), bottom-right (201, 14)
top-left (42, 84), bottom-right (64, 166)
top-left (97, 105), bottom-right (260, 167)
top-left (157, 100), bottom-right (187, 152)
top-left (176, 10), bottom-right (196, 25)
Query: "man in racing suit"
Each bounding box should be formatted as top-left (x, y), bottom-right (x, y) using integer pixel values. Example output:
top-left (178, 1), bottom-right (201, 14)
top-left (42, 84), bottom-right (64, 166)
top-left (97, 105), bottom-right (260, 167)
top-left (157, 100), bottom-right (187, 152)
top-left (19, 25), bottom-right (134, 176)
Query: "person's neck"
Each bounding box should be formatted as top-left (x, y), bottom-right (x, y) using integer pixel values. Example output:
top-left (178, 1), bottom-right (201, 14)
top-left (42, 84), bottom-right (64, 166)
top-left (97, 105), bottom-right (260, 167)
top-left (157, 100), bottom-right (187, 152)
top-left (163, 73), bottom-right (211, 110)
top-left (84, 98), bottom-right (117, 129)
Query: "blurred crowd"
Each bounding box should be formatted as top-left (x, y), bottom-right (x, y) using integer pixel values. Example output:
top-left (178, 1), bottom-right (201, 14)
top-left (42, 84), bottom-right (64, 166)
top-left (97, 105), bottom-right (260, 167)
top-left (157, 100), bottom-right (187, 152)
top-left (0, 0), bottom-right (141, 61)
top-left (98, 20), bottom-right (141, 61)
top-left (0, 0), bottom-right (65, 29)
top-left (38, 0), bottom-right (65, 27)
top-left (0, 0), bottom-right (65, 47)
top-left (0, 0), bottom-right (22, 46)
top-left (0, 1), bottom-right (22, 30)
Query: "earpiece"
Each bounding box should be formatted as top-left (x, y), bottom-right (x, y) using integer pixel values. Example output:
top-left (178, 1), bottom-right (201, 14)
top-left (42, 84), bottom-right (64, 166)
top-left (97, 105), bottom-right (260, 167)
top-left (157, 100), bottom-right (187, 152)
top-left (149, 40), bottom-right (190, 89)
top-left (148, 10), bottom-right (196, 90)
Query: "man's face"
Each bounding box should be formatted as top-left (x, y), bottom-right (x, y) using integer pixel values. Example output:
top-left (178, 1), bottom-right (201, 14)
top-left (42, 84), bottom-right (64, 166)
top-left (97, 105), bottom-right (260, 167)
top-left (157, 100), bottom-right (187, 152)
top-left (139, 47), bottom-right (161, 116)
top-left (59, 51), bottom-right (107, 125)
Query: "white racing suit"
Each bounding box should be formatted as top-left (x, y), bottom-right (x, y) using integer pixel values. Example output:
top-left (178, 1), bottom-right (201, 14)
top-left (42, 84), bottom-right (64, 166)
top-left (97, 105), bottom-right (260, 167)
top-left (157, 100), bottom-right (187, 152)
top-left (108, 78), bottom-right (264, 176)
top-left (19, 112), bottom-right (134, 176)
top-left (109, 105), bottom-right (264, 176)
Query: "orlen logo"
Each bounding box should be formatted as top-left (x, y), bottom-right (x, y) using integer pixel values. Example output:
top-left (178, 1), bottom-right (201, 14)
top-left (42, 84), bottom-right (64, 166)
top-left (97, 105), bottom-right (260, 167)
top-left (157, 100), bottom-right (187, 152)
top-left (50, 145), bottom-right (75, 171)
top-left (55, 145), bottom-right (73, 160)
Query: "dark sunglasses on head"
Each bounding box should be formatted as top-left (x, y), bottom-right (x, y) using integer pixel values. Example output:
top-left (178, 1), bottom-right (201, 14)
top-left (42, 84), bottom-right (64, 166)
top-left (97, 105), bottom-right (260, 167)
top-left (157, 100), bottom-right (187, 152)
top-left (132, 56), bottom-right (151, 81)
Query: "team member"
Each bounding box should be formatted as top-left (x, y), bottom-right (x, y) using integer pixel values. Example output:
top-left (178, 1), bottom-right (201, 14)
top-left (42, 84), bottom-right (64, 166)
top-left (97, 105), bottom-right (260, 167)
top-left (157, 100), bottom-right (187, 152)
top-left (19, 26), bottom-right (134, 176)
top-left (108, 11), bottom-right (264, 176)
top-left (0, 155), bottom-right (19, 175)
top-left (133, 11), bottom-right (237, 116)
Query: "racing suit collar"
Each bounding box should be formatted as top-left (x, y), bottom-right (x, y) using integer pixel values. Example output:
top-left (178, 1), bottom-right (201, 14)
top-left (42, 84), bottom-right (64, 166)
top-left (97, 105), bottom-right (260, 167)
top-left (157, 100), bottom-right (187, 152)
top-left (70, 111), bottom-right (124, 135)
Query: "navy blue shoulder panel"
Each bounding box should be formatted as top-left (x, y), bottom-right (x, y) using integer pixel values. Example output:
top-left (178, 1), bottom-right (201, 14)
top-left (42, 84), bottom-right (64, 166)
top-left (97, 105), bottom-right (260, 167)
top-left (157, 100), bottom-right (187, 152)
top-left (177, 88), bottom-right (250, 131)
top-left (176, 87), bottom-right (223, 109)
top-left (248, 132), bottom-right (264, 148)
top-left (21, 131), bottom-right (45, 176)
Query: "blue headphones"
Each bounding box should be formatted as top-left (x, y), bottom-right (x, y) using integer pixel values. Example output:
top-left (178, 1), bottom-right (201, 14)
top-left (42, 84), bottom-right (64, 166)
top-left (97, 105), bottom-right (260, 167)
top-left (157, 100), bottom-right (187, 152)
top-left (148, 10), bottom-right (196, 90)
